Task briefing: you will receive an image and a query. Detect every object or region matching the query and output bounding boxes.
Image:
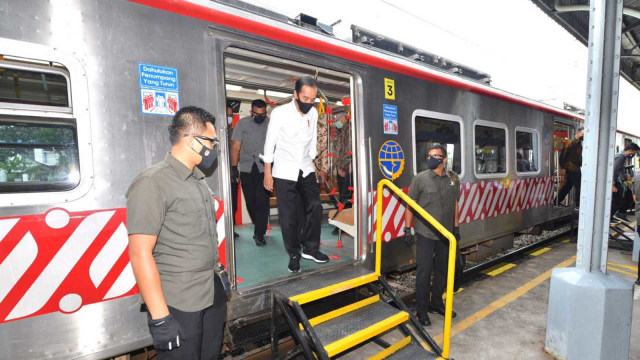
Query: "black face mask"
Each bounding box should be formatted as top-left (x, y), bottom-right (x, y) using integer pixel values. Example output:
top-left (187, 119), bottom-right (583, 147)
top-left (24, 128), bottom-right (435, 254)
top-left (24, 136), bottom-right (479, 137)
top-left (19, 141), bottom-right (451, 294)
top-left (295, 97), bottom-right (314, 114)
top-left (427, 156), bottom-right (444, 170)
top-left (579, 136), bottom-right (584, 141)
top-left (193, 138), bottom-right (218, 169)
top-left (253, 114), bottom-right (266, 124)
top-left (627, 153), bottom-right (636, 159)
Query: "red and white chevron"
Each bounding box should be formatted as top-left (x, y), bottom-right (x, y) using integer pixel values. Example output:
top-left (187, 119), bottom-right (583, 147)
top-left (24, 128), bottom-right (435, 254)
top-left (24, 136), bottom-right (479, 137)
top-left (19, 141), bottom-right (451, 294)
top-left (0, 199), bottom-right (226, 324)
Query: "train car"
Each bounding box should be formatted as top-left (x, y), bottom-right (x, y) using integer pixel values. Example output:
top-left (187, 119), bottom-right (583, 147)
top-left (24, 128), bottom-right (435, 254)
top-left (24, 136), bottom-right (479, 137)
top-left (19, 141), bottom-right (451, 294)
top-left (2, 1), bottom-right (638, 358)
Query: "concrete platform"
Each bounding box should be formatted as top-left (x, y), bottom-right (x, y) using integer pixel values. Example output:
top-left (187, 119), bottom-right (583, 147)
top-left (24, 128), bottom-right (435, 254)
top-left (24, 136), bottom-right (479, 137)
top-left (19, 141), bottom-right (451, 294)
top-left (336, 237), bottom-right (640, 359)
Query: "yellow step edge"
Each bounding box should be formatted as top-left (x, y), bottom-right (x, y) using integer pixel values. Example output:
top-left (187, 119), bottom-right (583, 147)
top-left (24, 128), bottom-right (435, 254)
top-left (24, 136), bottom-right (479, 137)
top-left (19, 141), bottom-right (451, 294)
top-left (367, 336), bottom-right (411, 360)
top-left (289, 272), bottom-right (378, 305)
top-left (481, 262), bottom-right (516, 276)
top-left (324, 311), bottom-right (409, 357)
top-left (299, 295), bottom-right (380, 330)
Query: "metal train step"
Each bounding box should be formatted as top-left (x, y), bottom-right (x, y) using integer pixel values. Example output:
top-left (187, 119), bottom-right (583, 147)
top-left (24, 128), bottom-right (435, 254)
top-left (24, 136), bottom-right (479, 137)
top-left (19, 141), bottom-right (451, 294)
top-left (366, 336), bottom-right (438, 360)
top-left (310, 299), bottom-right (409, 357)
top-left (272, 263), bottom-right (376, 304)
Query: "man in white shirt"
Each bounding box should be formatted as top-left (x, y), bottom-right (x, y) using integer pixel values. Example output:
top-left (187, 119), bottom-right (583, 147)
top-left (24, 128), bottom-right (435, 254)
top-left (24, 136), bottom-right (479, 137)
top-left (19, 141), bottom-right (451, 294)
top-left (262, 77), bottom-right (330, 272)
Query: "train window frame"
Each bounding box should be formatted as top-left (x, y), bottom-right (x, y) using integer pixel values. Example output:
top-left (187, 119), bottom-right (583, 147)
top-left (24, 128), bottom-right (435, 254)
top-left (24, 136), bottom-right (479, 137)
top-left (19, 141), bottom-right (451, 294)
top-left (0, 39), bottom-right (93, 207)
top-left (473, 119), bottom-right (509, 179)
top-left (514, 126), bottom-right (541, 176)
top-left (411, 109), bottom-right (465, 179)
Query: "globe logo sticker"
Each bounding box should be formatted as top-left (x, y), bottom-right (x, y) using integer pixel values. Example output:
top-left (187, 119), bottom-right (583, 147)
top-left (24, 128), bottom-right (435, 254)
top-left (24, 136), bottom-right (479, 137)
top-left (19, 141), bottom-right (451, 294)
top-left (378, 140), bottom-right (405, 180)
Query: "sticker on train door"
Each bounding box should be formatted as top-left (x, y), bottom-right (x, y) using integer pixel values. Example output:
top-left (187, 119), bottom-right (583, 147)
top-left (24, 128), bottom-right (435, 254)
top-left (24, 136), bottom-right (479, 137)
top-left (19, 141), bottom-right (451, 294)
top-left (383, 104), bottom-right (398, 135)
top-left (384, 78), bottom-right (395, 100)
top-left (139, 63), bottom-right (179, 116)
top-left (378, 140), bottom-right (404, 180)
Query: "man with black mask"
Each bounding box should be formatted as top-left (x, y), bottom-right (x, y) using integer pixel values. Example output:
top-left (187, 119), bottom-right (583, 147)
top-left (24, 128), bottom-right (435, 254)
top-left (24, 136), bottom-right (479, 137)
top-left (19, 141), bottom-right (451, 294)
top-left (231, 99), bottom-right (270, 246)
top-left (611, 142), bottom-right (640, 222)
top-left (555, 127), bottom-right (584, 208)
top-left (126, 106), bottom-right (229, 359)
top-left (403, 144), bottom-right (460, 326)
top-left (262, 76), bottom-right (329, 273)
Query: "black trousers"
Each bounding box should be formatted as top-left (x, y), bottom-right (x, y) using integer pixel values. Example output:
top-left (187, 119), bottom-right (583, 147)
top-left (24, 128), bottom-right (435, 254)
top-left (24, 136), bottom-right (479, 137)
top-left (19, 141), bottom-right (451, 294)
top-left (231, 179), bottom-right (239, 226)
top-left (337, 171), bottom-right (353, 207)
top-left (157, 275), bottom-right (227, 360)
top-left (557, 170), bottom-right (581, 206)
top-left (611, 182), bottom-right (625, 217)
top-left (240, 163), bottom-right (270, 236)
top-left (274, 171), bottom-right (322, 257)
top-left (415, 233), bottom-right (449, 314)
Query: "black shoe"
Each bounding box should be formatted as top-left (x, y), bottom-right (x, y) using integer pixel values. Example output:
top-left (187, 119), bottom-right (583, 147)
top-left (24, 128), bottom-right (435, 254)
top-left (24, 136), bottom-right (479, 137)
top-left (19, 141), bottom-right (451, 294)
top-left (288, 255), bottom-right (301, 273)
top-left (416, 312), bottom-right (431, 326)
top-left (234, 232), bottom-right (239, 238)
top-left (332, 227), bottom-right (340, 235)
top-left (635, 279), bottom-right (640, 286)
top-left (429, 306), bottom-right (457, 318)
top-left (254, 235), bottom-right (266, 246)
top-left (301, 250), bottom-right (330, 263)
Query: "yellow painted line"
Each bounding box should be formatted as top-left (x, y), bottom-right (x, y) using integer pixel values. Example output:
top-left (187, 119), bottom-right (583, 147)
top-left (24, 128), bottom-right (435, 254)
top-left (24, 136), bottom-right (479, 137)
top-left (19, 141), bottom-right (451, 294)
top-left (324, 311), bottom-right (409, 357)
top-left (607, 262), bottom-right (638, 272)
top-left (561, 239), bottom-right (570, 243)
top-left (481, 262), bottom-right (516, 276)
top-left (366, 336), bottom-right (411, 360)
top-left (526, 247), bottom-right (551, 256)
top-left (434, 255), bottom-right (576, 344)
top-left (607, 266), bottom-right (637, 278)
top-left (300, 295), bottom-right (380, 330)
top-left (289, 273), bottom-right (378, 305)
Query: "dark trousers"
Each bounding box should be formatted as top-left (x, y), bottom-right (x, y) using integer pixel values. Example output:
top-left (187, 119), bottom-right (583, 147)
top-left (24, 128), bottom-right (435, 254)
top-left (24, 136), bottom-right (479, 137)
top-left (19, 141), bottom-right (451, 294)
top-left (274, 171), bottom-right (322, 257)
top-left (240, 163), bottom-right (270, 236)
top-left (337, 171), bottom-right (353, 207)
top-left (415, 233), bottom-right (449, 315)
top-left (611, 182), bottom-right (625, 217)
top-left (157, 275), bottom-right (227, 360)
top-left (231, 180), bottom-right (239, 226)
top-left (557, 170), bottom-right (581, 206)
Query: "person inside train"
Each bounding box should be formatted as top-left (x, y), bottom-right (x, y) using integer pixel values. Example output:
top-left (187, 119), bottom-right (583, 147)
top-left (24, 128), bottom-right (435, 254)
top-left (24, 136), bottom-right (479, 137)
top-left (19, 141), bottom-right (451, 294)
top-left (334, 113), bottom-right (353, 222)
top-left (516, 152), bottom-right (531, 172)
top-left (403, 144), bottom-right (460, 326)
top-left (555, 127), bottom-right (583, 208)
top-left (126, 106), bottom-right (229, 359)
top-left (611, 142), bottom-right (640, 222)
top-left (228, 104), bottom-right (240, 238)
top-left (231, 99), bottom-right (270, 246)
top-left (262, 76), bottom-right (330, 273)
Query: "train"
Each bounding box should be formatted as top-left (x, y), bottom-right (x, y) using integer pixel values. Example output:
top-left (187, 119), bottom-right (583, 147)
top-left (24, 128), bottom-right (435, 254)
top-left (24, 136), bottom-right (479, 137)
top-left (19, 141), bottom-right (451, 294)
top-left (1, 0), bottom-right (640, 359)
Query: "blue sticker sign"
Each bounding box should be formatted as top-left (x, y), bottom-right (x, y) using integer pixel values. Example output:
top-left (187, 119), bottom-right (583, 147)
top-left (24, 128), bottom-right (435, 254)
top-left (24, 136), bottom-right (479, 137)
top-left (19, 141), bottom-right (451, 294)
top-left (139, 63), bottom-right (179, 116)
top-left (383, 104), bottom-right (398, 135)
top-left (378, 140), bottom-right (405, 180)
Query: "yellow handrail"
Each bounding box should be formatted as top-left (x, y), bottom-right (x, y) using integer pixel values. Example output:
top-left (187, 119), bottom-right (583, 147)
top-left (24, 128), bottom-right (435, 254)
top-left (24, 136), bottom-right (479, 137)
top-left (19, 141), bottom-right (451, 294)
top-left (375, 179), bottom-right (455, 360)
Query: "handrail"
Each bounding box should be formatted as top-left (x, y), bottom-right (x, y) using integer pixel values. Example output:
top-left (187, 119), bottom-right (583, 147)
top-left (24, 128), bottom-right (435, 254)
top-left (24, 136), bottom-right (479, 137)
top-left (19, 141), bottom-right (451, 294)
top-left (375, 179), bottom-right (456, 360)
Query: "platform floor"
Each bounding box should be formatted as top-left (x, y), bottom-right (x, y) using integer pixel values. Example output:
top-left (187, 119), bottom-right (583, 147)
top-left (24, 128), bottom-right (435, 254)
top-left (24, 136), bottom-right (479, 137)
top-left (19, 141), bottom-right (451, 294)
top-left (336, 236), bottom-right (640, 359)
top-left (234, 221), bottom-right (355, 289)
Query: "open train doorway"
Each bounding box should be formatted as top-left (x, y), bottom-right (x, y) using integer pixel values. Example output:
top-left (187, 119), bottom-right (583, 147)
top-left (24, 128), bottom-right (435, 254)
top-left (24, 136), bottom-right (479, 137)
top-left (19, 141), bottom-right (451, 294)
top-left (223, 47), bottom-right (355, 289)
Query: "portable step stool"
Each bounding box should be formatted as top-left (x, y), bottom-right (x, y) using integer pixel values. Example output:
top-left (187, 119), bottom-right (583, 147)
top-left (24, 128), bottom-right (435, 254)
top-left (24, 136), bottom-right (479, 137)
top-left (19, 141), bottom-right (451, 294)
top-left (270, 180), bottom-right (458, 359)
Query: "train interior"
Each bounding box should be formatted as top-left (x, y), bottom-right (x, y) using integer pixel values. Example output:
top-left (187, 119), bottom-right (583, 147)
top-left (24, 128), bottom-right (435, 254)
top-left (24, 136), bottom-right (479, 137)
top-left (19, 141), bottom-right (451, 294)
top-left (223, 48), bottom-right (356, 289)
top-left (553, 122), bottom-right (574, 207)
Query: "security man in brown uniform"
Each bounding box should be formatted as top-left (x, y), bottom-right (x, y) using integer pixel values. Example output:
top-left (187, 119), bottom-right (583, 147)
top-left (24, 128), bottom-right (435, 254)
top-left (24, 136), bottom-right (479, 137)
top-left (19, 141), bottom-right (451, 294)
top-left (127, 106), bottom-right (229, 359)
top-left (404, 144), bottom-right (460, 326)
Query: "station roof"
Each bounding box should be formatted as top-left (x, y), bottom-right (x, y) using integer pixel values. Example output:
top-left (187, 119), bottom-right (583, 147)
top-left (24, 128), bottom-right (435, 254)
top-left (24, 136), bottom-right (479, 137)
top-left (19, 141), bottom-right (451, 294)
top-left (532, 0), bottom-right (640, 91)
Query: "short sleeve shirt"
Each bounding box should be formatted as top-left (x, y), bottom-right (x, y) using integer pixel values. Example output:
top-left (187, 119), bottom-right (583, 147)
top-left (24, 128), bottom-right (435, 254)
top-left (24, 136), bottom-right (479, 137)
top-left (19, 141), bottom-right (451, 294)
top-left (407, 169), bottom-right (460, 240)
top-left (126, 153), bottom-right (218, 312)
top-left (231, 116), bottom-right (269, 173)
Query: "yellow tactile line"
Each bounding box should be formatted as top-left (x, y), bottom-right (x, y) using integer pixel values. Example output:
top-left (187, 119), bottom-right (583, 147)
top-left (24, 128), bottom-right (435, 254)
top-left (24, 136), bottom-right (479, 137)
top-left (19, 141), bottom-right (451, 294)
top-left (324, 311), bottom-right (409, 357)
top-left (607, 266), bottom-right (637, 278)
top-left (366, 336), bottom-right (411, 360)
top-left (481, 262), bottom-right (516, 276)
top-left (299, 295), bottom-right (380, 330)
top-left (527, 247), bottom-right (551, 256)
top-left (607, 262), bottom-right (638, 272)
top-left (434, 255), bottom-right (576, 344)
top-left (289, 273), bottom-right (378, 305)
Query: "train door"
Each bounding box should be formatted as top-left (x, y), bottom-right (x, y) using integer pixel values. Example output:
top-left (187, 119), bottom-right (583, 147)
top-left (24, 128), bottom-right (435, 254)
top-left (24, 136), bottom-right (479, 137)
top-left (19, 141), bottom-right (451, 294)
top-left (553, 121), bottom-right (573, 206)
top-left (221, 47), bottom-right (356, 289)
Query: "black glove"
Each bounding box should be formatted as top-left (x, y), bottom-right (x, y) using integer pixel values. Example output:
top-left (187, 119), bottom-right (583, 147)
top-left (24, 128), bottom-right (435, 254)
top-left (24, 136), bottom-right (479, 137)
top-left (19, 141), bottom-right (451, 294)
top-left (217, 266), bottom-right (232, 299)
top-left (403, 227), bottom-right (415, 247)
top-left (453, 227), bottom-right (461, 244)
top-left (231, 166), bottom-right (240, 183)
top-left (148, 314), bottom-right (184, 351)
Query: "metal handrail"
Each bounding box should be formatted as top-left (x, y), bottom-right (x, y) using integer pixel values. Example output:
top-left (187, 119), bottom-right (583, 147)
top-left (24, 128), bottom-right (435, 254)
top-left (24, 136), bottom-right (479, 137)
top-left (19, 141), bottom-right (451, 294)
top-left (375, 179), bottom-right (456, 360)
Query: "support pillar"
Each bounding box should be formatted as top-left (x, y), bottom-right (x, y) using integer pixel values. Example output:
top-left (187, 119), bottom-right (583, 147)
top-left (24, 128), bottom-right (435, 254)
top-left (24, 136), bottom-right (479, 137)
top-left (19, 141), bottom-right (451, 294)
top-left (545, 0), bottom-right (634, 359)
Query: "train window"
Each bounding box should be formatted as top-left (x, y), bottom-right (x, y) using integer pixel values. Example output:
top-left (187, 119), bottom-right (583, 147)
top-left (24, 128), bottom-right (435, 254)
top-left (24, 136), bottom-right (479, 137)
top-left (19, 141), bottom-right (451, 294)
top-left (0, 121), bottom-right (79, 193)
top-left (0, 65), bottom-right (70, 108)
top-left (515, 128), bottom-right (539, 174)
top-left (474, 120), bottom-right (508, 177)
top-left (412, 111), bottom-right (463, 176)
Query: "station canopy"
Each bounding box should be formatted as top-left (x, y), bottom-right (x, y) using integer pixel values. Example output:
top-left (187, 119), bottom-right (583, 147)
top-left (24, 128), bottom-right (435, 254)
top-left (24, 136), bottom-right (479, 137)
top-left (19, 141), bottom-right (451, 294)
top-left (532, 0), bottom-right (640, 91)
